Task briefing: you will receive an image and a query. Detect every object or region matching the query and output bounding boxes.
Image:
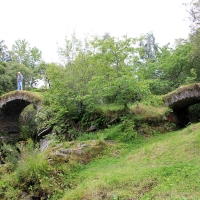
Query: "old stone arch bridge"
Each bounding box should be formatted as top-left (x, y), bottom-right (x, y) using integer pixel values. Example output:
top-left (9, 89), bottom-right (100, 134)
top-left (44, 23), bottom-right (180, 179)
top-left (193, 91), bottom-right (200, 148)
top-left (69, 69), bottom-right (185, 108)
top-left (163, 83), bottom-right (200, 126)
top-left (1, 83), bottom-right (200, 136)
top-left (0, 91), bottom-right (42, 134)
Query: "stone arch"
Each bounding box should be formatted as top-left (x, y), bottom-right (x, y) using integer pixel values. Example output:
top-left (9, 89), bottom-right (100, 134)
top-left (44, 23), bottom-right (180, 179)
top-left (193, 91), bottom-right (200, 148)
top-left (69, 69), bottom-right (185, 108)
top-left (0, 91), bottom-right (42, 135)
top-left (163, 83), bottom-right (200, 126)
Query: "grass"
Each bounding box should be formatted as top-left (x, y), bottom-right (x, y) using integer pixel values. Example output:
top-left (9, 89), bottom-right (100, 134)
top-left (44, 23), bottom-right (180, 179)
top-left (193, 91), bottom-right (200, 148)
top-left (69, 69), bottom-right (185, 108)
top-left (0, 90), bottom-right (43, 105)
top-left (61, 123), bottom-right (200, 200)
top-left (129, 103), bottom-right (170, 121)
top-left (94, 95), bottom-right (170, 123)
top-left (96, 104), bottom-right (124, 113)
top-left (1, 123), bottom-right (200, 199)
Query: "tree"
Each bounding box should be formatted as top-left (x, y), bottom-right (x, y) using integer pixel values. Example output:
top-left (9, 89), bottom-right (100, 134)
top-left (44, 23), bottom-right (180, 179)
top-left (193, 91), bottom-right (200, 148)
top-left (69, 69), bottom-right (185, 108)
top-left (11, 39), bottom-right (43, 88)
top-left (0, 61), bottom-right (33, 94)
top-left (57, 32), bottom-right (82, 67)
top-left (185, 0), bottom-right (200, 33)
top-left (88, 35), bottom-right (150, 108)
top-left (189, 33), bottom-right (200, 78)
top-left (49, 33), bottom-right (150, 114)
top-left (185, 0), bottom-right (200, 81)
top-left (50, 33), bottom-right (96, 115)
top-left (11, 39), bottom-right (42, 68)
top-left (91, 34), bottom-right (139, 71)
top-left (139, 32), bottom-right (158, 61)
top-left (0, 40), bottom-right (12, 62)
top-left (141, 39), bottom-right (194, 95)
top-left (43, 33), bottom-right (152, 136)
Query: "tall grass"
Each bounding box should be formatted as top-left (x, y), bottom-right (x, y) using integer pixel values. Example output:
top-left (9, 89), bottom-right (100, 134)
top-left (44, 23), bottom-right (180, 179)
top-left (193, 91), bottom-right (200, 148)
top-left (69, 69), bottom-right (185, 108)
top-left (0, 140), bottom-right (66, 199)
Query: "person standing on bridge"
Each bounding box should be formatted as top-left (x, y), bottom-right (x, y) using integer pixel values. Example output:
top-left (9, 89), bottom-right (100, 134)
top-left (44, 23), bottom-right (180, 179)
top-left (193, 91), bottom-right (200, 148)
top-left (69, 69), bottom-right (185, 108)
top-left (17, 71), bottom-right (23, 90)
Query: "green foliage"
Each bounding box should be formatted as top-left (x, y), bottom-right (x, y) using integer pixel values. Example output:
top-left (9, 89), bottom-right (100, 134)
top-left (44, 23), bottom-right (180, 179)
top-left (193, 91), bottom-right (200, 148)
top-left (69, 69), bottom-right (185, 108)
top-left (80, 116), bottom-right (138, 143)
top-left (0, 63), bottom-right (6, 74)
top-left (40, 31), bottom-right (200, 139)
top-left (78, 131), bottom-right (108, 141)
top-left (119, 117), bottom-right (138, 141)
top-left (0, 39), bottom-right (43, 93)
top-left (0, 140), bottom-right (68, 199)
top-left (89, 73), bottom-right (151, 109)
top-left (87, 34), bottom-right (151, 108)
top-left (19, 104), bottom-right (38, 140)
top-left (139, 40), bottom-right (194, 94)
top-left (43, 33), bottom-right (153, 135)
top-left (141, 94), bottom-right (164, 107)
top-left (0, 143), bottom-right (20, 165)
top-left (0, 61), bottom-right (38, 94)
top-left (188, 29), bottom-right (200, 82)
top-left (185, 68), bottom-right (197, 84)
top-left (11, 39), bottom-right (42, 69)
top-left (188, 103), bottom-right (200, 123)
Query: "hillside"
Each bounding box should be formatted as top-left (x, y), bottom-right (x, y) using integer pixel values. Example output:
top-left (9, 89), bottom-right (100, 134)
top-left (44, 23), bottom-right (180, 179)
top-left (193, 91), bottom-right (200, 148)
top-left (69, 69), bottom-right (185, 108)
top-left (1, 122), bottom-right (200, 199)
top-left (61, 123), bottom-right (200, 199)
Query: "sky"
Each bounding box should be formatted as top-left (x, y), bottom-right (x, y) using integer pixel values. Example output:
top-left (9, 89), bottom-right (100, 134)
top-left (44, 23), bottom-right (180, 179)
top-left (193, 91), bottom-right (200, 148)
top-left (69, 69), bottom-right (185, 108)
top-left (1, 0), bottom-right (191, 63)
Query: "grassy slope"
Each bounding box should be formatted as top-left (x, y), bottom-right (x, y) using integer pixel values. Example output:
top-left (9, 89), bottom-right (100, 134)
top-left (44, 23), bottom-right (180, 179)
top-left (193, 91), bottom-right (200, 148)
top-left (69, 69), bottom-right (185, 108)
top-left (62, 123), bottom-right (200, 200)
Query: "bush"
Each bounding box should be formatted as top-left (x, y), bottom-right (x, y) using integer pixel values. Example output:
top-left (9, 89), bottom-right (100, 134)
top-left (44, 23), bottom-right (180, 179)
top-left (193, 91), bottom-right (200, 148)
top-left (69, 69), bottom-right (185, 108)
top-left (0, 140), bottom-right (64, 199)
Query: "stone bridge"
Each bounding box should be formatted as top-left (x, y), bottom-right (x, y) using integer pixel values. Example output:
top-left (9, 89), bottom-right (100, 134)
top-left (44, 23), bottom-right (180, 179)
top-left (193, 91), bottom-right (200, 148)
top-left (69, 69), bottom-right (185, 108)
top-left (1, 83), bottom-right (200, 138)
top-left (163, 83), bottom-right (200, 126)
top-left (0, 91), bottom-right (42, 135)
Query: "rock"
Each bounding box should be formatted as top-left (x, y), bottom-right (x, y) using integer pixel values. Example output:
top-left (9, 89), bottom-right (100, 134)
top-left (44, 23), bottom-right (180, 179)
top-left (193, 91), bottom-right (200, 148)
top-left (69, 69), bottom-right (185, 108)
top-left (47, 140), bottom-right (107, 164)
top-left (39, 138), bottom-right (52, 150)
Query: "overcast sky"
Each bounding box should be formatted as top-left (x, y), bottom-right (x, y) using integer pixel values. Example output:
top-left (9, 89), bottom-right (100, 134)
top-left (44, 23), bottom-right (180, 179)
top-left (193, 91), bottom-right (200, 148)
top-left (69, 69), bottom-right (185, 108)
top-left (1, 0), bottom-right (191, 63)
